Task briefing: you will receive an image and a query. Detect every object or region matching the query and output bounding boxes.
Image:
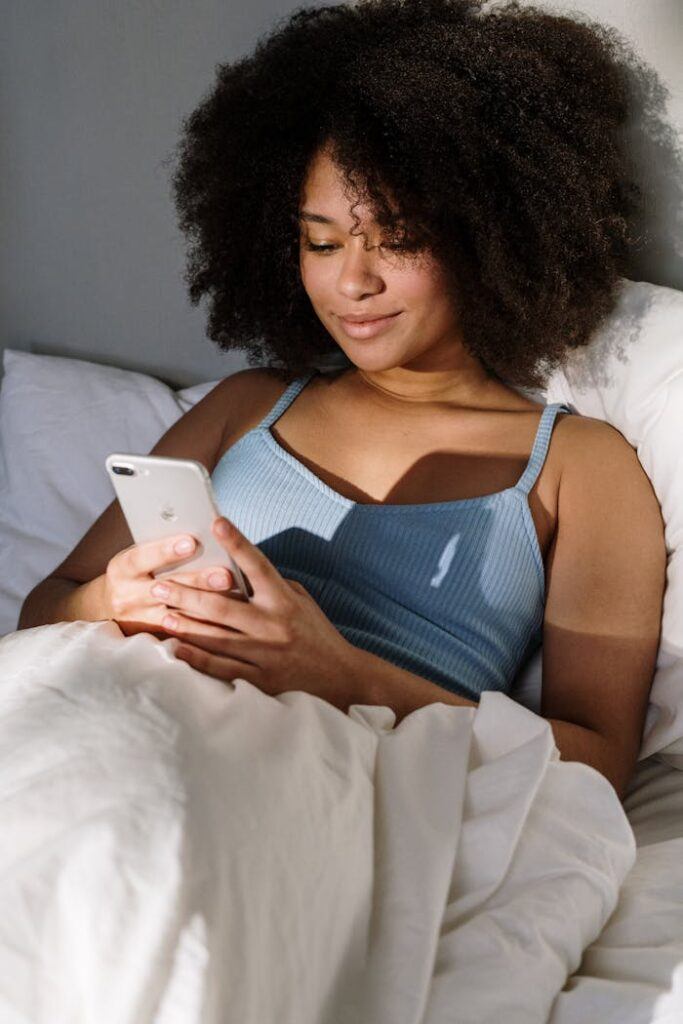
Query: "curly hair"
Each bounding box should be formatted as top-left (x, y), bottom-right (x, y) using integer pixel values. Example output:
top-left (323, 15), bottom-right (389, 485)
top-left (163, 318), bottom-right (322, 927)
top-left (170, 0), bottom-right (656, 390)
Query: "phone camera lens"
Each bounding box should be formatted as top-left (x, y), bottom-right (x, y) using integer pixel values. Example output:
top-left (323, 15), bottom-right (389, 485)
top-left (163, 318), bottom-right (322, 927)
top-left (112, 465), bottom-right (135, 476)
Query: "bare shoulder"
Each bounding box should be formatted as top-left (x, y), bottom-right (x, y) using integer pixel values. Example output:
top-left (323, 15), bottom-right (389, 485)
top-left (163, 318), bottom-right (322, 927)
top-left (553, 412), bottom-right (657, 503)
top-left (143, 366), bottom-right (286, 472)
top-left (548, 410), bottom-right (666, 628)
top-left (210, 365), bottom-right (288, 409)
top-left (214, 366), bottom-right (293, 459)
top-left (554, 412), bottom-right (666, 558)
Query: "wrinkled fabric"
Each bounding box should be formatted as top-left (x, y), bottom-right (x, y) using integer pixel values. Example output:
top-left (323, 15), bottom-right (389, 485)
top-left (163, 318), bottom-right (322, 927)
top-left (0, 621), bottom-right (635, 1024)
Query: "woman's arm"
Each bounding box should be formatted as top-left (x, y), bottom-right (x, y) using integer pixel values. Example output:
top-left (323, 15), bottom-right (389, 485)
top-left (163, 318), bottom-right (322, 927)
top-left (358, 418), bottom-right (667, 800)
top-left (537, 417), bottom-right (667, 797)
top-left (18, 575), bottom-right (109, 630)
top-left (354, 647), bottom-right (640, 799)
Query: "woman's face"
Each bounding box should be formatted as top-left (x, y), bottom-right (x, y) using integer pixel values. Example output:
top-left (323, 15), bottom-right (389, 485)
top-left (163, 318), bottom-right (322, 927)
top-left (297, 147), bottom-right (474, 378)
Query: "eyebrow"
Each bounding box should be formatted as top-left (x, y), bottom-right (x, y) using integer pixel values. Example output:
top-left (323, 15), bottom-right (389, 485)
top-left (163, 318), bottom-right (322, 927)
top-left (298, 210), bottom-right (338, 225)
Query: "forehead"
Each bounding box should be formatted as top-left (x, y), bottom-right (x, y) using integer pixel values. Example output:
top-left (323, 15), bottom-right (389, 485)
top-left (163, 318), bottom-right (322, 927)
top-left (298, 148), bottom-right (383, 230)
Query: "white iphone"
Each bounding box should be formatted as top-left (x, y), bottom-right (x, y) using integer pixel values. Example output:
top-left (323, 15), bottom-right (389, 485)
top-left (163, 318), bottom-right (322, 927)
top-left (105, 453), bottom-right (252, 600)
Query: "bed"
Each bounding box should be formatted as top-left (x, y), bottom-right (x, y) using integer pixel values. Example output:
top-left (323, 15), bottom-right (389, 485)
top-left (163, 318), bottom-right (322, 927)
top-left (1, 276), bottom-right (682, 1023)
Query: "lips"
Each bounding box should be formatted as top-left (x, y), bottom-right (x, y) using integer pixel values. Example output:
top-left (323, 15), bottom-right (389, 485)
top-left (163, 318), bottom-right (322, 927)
top-left (338, 311), bottom-right (402, 338)
top-left (338, 312), bottom-right (400, 323)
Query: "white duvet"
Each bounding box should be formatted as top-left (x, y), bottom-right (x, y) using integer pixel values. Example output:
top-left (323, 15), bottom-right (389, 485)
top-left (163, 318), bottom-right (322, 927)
top-left (0, 620), bottom-right (638, 1024)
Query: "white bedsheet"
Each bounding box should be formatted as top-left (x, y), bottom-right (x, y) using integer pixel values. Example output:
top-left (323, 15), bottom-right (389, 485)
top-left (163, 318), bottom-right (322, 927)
top-left (549, 757), bottom-right (683, 1024)
top-left (0, 620), bottom-right (656, 1023)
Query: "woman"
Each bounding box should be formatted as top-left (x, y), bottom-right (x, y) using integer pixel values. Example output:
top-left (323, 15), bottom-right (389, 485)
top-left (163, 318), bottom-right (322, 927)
top-left (20, 0), bottom-right (666, 799)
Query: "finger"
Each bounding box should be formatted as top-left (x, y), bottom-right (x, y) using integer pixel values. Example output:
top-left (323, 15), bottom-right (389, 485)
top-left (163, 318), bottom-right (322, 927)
top-left (212, 517), bottom-right (284, 599)
top-left (116, 534), bottom-right (199, 580)
top-left (148, 578), bottom-right (267, 636)
top-left (161, 606), bottom-right (242, 636)
top-left (173, 638), bottom-right (260, 684)
top-left (161, 610), bottom-right (253, 650)
top-left (159, 566), bottom-right (234, 591)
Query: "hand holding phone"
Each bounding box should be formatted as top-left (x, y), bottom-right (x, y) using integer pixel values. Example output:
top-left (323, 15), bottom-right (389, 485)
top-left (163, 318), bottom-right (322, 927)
top-left (101, 530), bottom-right (242, 638)
top-left (104, 453), bottom-right (252, 636)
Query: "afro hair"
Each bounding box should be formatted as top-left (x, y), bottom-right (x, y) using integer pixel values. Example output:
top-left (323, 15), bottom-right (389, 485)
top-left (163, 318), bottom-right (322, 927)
top-left (171, 0), bottom-right (657, 389)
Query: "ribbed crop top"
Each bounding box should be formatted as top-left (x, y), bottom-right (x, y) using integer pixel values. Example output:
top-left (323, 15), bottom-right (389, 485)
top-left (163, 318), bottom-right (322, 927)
top-left (210, 370), bottom-right (572, 702)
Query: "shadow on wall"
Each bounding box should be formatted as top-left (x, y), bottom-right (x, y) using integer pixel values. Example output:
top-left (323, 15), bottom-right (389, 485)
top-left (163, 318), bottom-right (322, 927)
top-left (621, 33), bottom-right (683, 290)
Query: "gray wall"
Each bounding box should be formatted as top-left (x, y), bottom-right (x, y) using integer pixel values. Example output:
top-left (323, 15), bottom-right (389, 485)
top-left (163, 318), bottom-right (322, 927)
top-left (0, 0), bottom-right (301, 388)
top-left (1, 0), bottom-right (681, 389)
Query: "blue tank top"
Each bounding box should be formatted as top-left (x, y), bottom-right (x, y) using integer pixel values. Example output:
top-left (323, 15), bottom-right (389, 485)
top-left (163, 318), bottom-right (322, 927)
top-left (211, 371), bottom-right (572, 702)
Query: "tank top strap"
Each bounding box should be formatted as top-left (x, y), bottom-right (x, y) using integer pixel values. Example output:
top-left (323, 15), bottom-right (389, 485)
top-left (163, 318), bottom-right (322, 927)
top-left (515, 401), bottom-right (573, 496)
top-left (256, 370), bottom-right (319, 430)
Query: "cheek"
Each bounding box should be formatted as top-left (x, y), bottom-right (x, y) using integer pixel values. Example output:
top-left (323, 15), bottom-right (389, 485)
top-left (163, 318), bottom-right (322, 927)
top-left (391, 268), bottom-right (441, 307)
top-left (299, 254), bottom-right (320, 288)
top-left (299, 259), bottom-right (336, 305)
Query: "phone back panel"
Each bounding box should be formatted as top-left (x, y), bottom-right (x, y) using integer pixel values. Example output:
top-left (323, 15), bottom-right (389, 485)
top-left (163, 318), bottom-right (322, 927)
top-left (105, 453), bottom-right (251, 594)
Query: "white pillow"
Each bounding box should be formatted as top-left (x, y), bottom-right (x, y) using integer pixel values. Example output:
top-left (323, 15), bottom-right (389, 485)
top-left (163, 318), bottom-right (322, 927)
top-left (512, 278), bottom-right (683, 767)
top-left (0, 349), bottom-right (219, 638)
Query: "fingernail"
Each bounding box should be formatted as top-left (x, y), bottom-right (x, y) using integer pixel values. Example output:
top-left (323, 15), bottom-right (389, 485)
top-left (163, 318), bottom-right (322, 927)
top-left (208, 572), bottom-right (228, 589)
top-left (175, 538), bottom-right (194, 554)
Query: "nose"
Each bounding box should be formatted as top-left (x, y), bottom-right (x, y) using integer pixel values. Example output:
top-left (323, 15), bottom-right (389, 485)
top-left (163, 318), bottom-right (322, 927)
top-left (336, 241), bottom-right (386, 300)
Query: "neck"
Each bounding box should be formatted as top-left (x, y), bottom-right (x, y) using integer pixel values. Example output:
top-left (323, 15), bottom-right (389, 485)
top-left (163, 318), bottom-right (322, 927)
top-left (354, 366), bottom-right (499, 408)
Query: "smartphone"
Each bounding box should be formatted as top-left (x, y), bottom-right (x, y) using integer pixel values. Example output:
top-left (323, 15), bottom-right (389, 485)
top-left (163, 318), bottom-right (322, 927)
top-left (105, 453), bottom-right (252, 600)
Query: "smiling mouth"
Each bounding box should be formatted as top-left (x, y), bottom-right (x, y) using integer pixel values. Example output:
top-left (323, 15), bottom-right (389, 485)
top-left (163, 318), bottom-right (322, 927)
top-left (337, 312), bottom-right (402, 338)
top-left (339, 313), bottom-right (400, 323)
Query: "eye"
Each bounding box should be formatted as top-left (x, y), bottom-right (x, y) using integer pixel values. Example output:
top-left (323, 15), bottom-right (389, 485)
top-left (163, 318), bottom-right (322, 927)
top-left (303, 241), bottom-right (407, 254)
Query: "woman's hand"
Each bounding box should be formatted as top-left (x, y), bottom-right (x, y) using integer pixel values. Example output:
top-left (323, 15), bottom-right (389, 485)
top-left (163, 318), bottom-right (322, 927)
top-left (103, 531), bottom-right (244, 639)
top-left (156, 516), bottom-right (361, 711)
